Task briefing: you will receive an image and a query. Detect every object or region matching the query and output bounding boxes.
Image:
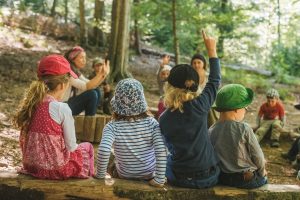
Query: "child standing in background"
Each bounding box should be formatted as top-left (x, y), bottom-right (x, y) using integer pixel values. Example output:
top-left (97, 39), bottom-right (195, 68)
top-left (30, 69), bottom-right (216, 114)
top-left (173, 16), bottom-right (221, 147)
top-left (14, 55), bottom-right (94, 179)
top-left (209, 84), bottom-right (267, 189)
top-left (157, 54), bottom-right (171, 96)
top-left (255, 88), bottom-right (285, 147)
top-left (157, 64), bottom-right (172, 118)
top-left (96, 78), bottom-right (167, 187)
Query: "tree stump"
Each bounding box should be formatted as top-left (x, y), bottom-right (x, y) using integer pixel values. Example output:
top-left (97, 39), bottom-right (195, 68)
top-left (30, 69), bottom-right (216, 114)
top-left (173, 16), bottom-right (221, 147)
top-left (74, 115), bottom-right (111, 143)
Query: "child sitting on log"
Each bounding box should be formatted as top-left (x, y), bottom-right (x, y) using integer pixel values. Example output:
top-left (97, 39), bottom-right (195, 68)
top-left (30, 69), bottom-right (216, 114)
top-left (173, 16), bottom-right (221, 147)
top-left (209, 84), bottom-right (268, 189)
top-left (95, 78), bottom-right (167, 187)
top-left (159, 30), bottom-right (220, 189)
top-left (14, 55), bottom-right (94, 179)
top-left (255, 88), bottom-right (285, 147)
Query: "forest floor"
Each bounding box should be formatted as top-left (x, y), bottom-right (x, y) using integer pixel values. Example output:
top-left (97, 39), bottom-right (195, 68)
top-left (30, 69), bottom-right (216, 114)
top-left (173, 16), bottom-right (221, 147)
top-left (0, 26), bottom-right (300, 185)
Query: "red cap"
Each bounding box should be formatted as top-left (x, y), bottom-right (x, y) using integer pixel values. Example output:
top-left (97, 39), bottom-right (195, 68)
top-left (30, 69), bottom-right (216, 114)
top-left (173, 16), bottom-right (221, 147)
top-left (37, 55), bottom-right (78, 78)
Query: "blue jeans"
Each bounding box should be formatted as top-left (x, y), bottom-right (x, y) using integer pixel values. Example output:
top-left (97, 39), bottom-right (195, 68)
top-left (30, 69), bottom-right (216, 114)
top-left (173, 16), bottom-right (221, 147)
top-left (219, 171), bottom-right (268, 189)
top-left (67, 89), bottom-right (101, 116)
top-left (166, 158), bottom-right (220, 189)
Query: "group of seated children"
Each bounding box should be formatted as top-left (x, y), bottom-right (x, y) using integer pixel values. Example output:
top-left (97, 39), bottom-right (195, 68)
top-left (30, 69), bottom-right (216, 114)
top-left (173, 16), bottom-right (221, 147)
top-left (19, 30), bottom-right (298, 189)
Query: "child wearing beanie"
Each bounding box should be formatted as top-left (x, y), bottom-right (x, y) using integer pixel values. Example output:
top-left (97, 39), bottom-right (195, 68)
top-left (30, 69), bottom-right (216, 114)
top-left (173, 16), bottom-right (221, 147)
top-left (209, 84), bottom-right (267, 189)
top-left (159, 31), bottom-right (221, 188)
top-left (96, 78), bottom-right (167, 187)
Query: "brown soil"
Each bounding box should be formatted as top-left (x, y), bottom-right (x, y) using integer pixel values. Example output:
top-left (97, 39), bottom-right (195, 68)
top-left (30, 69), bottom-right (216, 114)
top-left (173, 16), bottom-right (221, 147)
top-left (0, 26), bottom-right (300, 185)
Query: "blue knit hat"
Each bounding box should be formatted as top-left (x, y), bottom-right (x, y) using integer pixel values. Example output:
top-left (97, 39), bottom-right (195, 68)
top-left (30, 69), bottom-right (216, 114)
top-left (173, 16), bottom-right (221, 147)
top-left (111, 78), bottom-right (147, 116)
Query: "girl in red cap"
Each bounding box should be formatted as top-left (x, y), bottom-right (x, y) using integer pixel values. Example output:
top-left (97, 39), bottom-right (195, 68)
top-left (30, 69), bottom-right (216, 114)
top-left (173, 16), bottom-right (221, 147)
top-left (64, 46), bottom-right (110, 116)
top-left (14, 55), bottom-right (94, 179)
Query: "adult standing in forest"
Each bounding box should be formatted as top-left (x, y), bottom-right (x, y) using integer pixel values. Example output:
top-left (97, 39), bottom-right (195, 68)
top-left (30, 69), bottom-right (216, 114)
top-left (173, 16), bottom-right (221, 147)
top-left (191, 53), bottom-right (219, 128)
top-left (64, 46), bottom-right (110, 116)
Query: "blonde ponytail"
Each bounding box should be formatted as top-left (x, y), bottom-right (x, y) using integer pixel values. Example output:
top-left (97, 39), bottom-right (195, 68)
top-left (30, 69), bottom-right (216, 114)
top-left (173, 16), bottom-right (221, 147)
top-left (164, 83), bottom-right (199, 113)
top-left (14, 74), bottom-right (70, 133)
top-left (14, 80), bottom-right (47, 133)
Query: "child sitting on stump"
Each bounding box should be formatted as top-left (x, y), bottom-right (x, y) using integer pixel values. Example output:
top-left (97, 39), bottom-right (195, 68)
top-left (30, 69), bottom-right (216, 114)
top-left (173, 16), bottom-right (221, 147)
top-left (14, 55), bottom-right (94, 179)
top-left (255, 88), bottom-right (285, 147)
top-left (96, 78), bottom-right (167, 187)
top-left (209, 84), bottom-right (267, 189)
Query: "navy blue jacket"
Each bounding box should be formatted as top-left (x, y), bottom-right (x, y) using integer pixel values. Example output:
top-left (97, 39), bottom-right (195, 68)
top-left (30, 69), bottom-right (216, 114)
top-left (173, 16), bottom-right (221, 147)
top-left (159, 58), bottom-right (221, 173)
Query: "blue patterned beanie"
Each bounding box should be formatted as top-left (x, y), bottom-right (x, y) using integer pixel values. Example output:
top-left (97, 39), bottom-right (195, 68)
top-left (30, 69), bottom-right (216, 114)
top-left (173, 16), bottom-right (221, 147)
top-left (111, 78), bottom-right (147, 116)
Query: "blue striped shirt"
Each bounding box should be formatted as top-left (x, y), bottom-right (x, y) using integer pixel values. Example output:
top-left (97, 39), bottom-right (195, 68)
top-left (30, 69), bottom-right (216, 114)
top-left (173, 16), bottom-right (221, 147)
top-left (96, 117), bottom-right (167, 184)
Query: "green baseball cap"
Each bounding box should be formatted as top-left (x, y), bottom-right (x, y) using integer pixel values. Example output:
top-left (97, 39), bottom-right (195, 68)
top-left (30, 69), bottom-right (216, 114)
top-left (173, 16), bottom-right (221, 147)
top-left (92, 57), bottom-right (104, 67)
top-left (212, 84), bottom-right (254, 112)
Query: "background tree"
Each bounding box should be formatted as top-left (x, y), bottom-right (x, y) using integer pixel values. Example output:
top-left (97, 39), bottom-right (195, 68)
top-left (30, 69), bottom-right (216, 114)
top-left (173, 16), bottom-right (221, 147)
top-left (94, 0), bottom-right (105, 47)
top-left (79, 0), bottom-right (87, 45)
top-left (172, 0), bottom-right (180, 64)
top-left (109, 0), bottom-right (131, 82)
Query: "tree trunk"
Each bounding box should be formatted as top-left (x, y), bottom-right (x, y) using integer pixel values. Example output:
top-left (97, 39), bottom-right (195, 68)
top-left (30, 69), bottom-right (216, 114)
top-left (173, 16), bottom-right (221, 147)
top-left (94, 0), bottom-right (105, 47)
top-left (50, 0), bottom-right (57, 16)
top-left (109, 0), bottom-right (131, 82)
top-left (277, 0), bottom-right (281, 45)
top-left (172, 0), bottom-right (180, 65)
top-left (133, 0), bottom-right (141, 55)
top-left (64, 0), bottom-right (68, 23)
top-left (216, 0), bottom-right (229, 58)
top-left (79, 0), bottom-right (87, 45)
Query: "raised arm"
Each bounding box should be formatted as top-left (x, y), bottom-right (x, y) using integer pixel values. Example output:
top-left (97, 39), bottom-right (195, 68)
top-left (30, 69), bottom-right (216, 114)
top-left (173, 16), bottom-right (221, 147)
top-left (86, 60), bottom-right (110, 90)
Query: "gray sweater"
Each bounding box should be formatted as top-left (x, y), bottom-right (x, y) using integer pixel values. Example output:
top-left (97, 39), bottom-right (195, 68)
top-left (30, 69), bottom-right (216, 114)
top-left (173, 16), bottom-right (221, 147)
top-left (209, 120), bottom-right (265, 176)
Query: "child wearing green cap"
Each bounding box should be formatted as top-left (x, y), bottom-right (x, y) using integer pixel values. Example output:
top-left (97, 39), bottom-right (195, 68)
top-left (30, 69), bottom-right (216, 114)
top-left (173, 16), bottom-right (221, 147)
top-left (255, 88), bottom-right (285, 148)
top-left (209, 84), bottom-right (267, 189)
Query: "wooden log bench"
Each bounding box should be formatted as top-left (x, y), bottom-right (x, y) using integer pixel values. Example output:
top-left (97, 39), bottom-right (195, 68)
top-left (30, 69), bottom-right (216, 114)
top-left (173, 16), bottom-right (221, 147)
top-left (1, 171), bottom-right (300, 200)
top-left (74, 115), bottom-right (111, 143)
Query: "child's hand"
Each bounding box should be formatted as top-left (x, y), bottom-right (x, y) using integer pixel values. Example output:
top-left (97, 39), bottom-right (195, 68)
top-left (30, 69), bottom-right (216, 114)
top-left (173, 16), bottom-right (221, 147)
top-left (100, 60), bottom-right (110, 77)
top-left (202, 30), bottom-right (217, 58)
top-left (148, 179), bottom-right (164, 188)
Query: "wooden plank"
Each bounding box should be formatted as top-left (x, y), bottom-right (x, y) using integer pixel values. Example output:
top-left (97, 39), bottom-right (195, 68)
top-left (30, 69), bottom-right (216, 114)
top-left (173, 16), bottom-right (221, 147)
top-left (83, 116), bottom-right (96, 142)
top-left (74, 115), bottom-right (85, 141)
top-left (94, 115), bottom-right (106, 143)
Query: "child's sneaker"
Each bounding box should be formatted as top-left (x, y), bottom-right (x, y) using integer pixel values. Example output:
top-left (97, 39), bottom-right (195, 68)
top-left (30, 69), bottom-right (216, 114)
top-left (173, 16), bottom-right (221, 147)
top-left (270, 140), bottom-right (280, 148)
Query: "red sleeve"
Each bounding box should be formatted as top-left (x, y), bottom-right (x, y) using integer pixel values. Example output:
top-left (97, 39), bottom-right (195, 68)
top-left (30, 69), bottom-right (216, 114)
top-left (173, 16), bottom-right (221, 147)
top-left (277, 102), bottom-right (285, 119)
top-left (258, 104), bottom-right (265, 117)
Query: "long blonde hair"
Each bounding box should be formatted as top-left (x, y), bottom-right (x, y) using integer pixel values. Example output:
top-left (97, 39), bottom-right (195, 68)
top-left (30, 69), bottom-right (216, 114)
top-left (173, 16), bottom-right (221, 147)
top-left (14, 74), bottom-right (70, 133)
top-left (164, 83), bottom-right (199, 113)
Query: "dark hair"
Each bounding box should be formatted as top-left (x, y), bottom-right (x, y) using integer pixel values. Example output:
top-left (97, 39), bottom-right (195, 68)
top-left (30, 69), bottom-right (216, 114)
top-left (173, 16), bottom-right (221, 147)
top-left (190, 54), bottom-right (207, 70)
top-left (64, 48), bottom-right (81, 77)
top-left (112, 110), bottom-right (153, 121)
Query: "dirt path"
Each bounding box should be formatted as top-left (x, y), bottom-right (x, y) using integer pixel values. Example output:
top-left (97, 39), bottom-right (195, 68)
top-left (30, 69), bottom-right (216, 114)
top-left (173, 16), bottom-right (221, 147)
top-left (0, 26), bottom-right (300, 185)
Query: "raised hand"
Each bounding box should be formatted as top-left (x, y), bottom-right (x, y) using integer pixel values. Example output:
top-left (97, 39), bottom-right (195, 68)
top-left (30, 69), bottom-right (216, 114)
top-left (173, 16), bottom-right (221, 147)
top-left (100, 60), bottom-right (110, 77)
top-left (202, 30), bottom-right (217, 58)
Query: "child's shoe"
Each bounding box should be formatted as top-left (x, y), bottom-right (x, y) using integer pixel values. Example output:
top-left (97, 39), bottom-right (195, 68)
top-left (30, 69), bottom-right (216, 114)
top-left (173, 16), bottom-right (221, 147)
top-left (270, 140), bottom-right (280, 148)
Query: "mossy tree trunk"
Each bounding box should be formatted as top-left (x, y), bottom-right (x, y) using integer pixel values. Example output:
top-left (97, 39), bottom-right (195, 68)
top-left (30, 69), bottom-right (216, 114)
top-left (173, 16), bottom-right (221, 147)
top-left (172, 0), bottom-right (180, 65)
top-left (94, 0), bottom-right (105, 47)
top-left (50, 0), bottom-right (57, 17)
top-left (79, 0), bottom-right (87, 46)
top-left (64, 0), bottom-right (68, 23)
top-left (109, 0), bottom-right (131, 82)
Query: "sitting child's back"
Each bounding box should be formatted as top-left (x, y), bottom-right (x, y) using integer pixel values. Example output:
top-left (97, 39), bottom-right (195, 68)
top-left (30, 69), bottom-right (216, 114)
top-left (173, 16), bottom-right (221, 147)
top-left (96, 78), bottom-right (167, 187)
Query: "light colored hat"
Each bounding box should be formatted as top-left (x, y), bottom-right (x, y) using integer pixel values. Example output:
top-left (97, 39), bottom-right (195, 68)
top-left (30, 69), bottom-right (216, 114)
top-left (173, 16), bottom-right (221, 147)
top-left (111, 78), bottom-right (147, 116)
top-left (266, 88), bottom-right (279, 98)
top-left (92, 57), bottom-right (105, 67)
top-left (212, 84), bottom-right (254, 112)
top-left (161, 65), bottom-right (172, 72)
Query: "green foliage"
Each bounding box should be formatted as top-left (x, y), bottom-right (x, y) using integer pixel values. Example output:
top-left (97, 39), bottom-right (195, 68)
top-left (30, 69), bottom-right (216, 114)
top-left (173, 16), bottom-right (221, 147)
top-left (269, 41), bottom-right (300, 80)
top-left (221, 67), bottom-right (270, 91)
top-left (277, 87), bottom-right (296, 101)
